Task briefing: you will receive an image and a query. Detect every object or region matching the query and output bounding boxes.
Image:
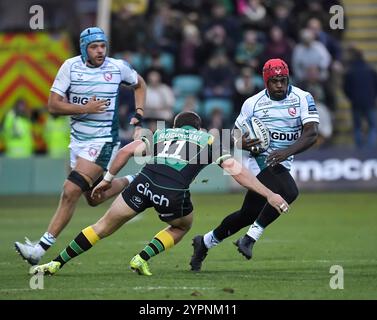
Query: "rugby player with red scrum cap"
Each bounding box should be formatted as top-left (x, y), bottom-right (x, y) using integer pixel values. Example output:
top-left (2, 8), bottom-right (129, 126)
top-left (190, 58), bottom-right (320, 271)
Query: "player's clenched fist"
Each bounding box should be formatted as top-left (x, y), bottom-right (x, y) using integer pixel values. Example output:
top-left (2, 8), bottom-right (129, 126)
top-left (85, 96), bottom-right (108, 113)
top-left (91, 180), bottom-right (111, 199)
top-left (266, 193), bottom-right (289, 214)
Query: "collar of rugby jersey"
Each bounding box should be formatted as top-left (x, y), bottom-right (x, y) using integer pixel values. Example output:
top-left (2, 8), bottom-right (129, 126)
top-left (181, 125), bottom-right (197, 130)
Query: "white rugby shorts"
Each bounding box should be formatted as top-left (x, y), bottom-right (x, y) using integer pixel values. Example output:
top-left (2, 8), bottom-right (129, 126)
top-left (69, 139), bottom-right (120, 170)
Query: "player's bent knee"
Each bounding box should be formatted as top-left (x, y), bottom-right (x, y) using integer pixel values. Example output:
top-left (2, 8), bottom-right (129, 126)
top-left (61, 180), bottom-right (83, 202)
top-left (170, 214), bottom-right (193, 232)
top-left (67, 170), bottom-right (91, 192)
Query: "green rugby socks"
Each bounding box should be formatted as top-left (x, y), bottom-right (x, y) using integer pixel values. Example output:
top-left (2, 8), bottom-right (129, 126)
top-left (139, 230), bottom-right (175, 261)
top-left (54, 226), bottom-right (99, 266)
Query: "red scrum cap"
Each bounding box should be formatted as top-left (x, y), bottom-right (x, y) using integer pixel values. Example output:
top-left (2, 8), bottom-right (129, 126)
top-left (262, 58), bottom-right (289, 87)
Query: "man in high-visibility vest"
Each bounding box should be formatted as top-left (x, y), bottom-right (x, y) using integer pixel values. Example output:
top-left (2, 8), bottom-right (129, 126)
top-left (44, 114), bottom-right (70, 158)
top-left (3, 99), bottom-right (33, 158)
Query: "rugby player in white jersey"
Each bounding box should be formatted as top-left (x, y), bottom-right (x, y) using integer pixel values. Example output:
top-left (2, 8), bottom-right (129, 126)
top-left (15, 27), bottom-right (147, 265)
top-left (190, 58), bottom-right (320, 271)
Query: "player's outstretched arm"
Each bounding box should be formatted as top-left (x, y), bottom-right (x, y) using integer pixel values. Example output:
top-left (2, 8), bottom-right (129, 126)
top-left (221, 158), bottom-right (289, 213)
top-left (91, 140), bottom-right (146, 199)
top-left (48, 92), bottom-right (108, 116)
top-left (85, 176), bottom-right (132, 206)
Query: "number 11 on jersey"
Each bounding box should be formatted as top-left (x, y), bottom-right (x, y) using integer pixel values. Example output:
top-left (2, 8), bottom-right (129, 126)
top-left (157, 140), bottom-right (186, 159)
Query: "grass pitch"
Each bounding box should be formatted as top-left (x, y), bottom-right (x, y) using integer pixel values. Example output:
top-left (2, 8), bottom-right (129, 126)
top-left (1, 193), bottom-right (376, 300)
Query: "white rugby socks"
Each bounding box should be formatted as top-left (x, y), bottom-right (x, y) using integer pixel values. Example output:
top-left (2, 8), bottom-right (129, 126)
top-left (38, 232), bottom-right (56, 252)
top-left (246, 222), bottom-right (264, 241)
top-left (203, 231), bottom-right (221, 249)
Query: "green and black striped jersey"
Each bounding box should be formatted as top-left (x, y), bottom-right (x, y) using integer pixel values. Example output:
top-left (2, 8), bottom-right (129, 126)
top-left (142, 126), bottom-right (231, 188)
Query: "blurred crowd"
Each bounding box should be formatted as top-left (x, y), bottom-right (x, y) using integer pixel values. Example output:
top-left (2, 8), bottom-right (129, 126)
top-left (113, 0), bottom-right (346, 148)
top-left (1, 0), bottom-right (377, 158)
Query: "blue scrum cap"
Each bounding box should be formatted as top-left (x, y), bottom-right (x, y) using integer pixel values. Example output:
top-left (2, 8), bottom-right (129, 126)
top-left (79, 27), bottom-right (108, 63)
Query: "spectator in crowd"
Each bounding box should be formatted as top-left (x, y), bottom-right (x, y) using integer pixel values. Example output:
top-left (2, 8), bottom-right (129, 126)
top-left (44, 114), bottom-right (70, 158)
top-left (343, 47), bottom-right (377, 149)
top-left (148, 3), bottom-right (182, 54)
top-left (167, 0), bottom-right (203, 13)
top-left (299, 66), bottom-right (334, 148)
top-left (315, 99), bottom-right (333, 148)
top-left (296, 0), bottom-right (331, 34)
top-left (202, 51), bottom-right (235, 100)
top-left (111, 0), bottom-right (149, 16)
top-left (143, 48), bottom-right (172, 84)
top-left (237, 0), bottom-right (269, 31)
top-left (234, 28), bottom-right (264, 68)
top-left (198, 24), bottom-right (234, 65)
top-left (176, 23), bottom-right (202, 75)
top-left (143, 70), bottom-right (175, 131)
top-left (0, 120), bottom-right (4, 155)
top-left (233, 66), bottom-right (264, 114)
top-left (206, 108), bottom-right (225, 132)
top-left (3, 99), bottom-right (33, 158)
top-left (270, 1), bottom-right (296, 41)
top-left (291, 28), bottom-right (331, 82)
top-left (263, 25), bottom-right (293, 67)
top-left (116, 83), bottom-right (139, 147)
top-left (31, 109), bottom-right (47, 155)
top-left (203, 2), bottom-right (242, 47)
top-left (111, 4), bottom-right (147, 53)
top-left (180, 95), bottom-right (200, 114)
top-left (299, 65), bottom-right (335, 110)
top-left (306, 17), bottom-right (343, 76)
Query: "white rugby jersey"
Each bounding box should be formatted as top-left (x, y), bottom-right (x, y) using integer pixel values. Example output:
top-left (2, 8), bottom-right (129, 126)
top-left (51, 56), bottom-right (138, 142)
top-left (235, 85), bottom-right (320, 174)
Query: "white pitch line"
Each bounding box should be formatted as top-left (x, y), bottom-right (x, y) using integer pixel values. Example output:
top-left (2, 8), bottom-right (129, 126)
top-left (0, 286), bottom-right (216, 292)
top-left (0, 288), bottom-right (62, 292)
top-left (255, 259), bottom-right (377, 264)
top-left (132, 286), bottom-right (216, 291)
